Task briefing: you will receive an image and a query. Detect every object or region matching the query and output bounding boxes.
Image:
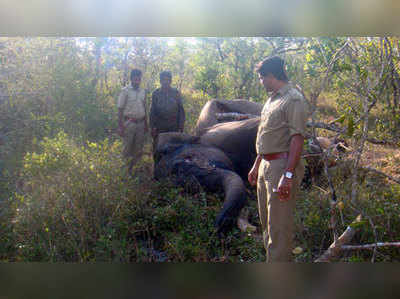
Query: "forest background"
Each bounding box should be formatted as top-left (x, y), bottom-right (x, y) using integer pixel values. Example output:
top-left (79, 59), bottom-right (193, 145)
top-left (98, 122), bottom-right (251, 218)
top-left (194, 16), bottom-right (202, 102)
top-left (0, 37), bottom-right (399, 262)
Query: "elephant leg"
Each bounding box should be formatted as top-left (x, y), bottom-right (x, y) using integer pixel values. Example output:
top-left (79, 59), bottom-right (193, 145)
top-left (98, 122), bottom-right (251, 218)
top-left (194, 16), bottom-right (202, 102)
top-left (214, 169), bottom-right (247, 235)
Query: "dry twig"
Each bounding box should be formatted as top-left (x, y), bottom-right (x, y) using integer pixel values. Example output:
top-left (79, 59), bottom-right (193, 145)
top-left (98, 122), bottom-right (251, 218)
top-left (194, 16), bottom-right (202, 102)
top-left (315, 215), bottom-right (362, 262)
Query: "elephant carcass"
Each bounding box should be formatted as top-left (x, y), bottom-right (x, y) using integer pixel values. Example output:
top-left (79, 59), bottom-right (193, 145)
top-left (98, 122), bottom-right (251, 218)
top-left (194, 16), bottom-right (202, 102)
top-left (154, 100), bottom-right (263, 234)
top-left (154, 132), bottom-right (248, 234)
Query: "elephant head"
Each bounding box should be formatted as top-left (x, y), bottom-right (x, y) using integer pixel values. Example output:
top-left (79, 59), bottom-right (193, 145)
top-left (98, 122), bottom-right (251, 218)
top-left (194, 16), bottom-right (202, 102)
top-left (154, 131), bottom-right (247, 234)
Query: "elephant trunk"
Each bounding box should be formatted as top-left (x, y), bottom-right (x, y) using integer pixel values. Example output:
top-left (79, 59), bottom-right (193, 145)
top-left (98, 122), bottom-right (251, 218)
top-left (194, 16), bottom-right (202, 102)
top-left (215, 170), bottom-right (247, 235)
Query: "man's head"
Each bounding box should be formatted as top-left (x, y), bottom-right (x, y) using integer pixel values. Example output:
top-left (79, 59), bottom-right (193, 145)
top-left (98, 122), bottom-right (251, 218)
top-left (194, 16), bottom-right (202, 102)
top-left (130, 69), bottom-right (142, 89)
top-left (256, 56), bottom-right (288, 92)
top-left (160, 71), bottom-right (172, 90)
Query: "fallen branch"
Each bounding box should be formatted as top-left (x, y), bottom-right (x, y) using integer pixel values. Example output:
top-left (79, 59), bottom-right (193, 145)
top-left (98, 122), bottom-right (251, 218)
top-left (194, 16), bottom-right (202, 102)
top-left (341, 242), bottom-right (400, 250)
top-left (362, 167), bottom-right (400, 184)
top-left (306, 121), bottom-right (398, 146)
top-left (365, 137), bottom-right (399, 146)
top-left (315, 215), bottom-right (362, 262)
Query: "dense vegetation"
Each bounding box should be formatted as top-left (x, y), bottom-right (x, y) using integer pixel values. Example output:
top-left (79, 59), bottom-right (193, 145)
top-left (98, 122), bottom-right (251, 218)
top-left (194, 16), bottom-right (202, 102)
top-left (0, 37), bottom-right (399, 262)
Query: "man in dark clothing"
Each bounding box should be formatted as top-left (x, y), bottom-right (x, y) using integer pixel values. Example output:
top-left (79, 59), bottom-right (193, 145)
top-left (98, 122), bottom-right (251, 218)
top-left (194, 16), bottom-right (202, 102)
top-left (150, 71), bottom-right (185, 148)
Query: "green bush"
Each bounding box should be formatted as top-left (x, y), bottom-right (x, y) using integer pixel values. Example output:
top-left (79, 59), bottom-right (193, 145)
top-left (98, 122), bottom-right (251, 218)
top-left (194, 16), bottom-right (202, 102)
top-left (13, 132), bottom-right (137, 261)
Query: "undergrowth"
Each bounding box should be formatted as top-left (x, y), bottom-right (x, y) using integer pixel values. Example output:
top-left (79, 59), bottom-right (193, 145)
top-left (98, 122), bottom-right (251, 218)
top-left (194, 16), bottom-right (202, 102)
top-left (1, 130), bottom-right (399, 262)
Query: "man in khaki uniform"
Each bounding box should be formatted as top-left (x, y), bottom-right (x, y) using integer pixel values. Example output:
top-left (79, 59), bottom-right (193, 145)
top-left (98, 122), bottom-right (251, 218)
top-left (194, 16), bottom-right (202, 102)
top-left (248, 56), bottom-right (309, 262)
top-left (117, 69), bottom-right (148, 174)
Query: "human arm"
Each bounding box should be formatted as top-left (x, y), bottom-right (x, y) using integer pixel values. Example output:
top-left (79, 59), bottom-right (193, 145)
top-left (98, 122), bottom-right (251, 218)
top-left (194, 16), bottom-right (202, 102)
top-left (277, 134), bottom-right (304, 201)
top-left (144, 90), bottom-right (149, 133)
top-left (248, 154), bottom-right (262, 186)
top-left (277, 97), bottom-right (308, 201)
top-left (149, 91), bottom-right (158, 138)
top-left (176, 91), bottom-right (185, 132)
top-left (118, 108), bottom-right (125, 136)
top-left (117, 89), bottom-right (127, 137)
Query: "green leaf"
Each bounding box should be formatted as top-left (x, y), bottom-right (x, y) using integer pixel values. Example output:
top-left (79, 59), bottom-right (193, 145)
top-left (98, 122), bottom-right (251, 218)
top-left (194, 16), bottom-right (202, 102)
top-left (329, 114), bottom-right (346, 125)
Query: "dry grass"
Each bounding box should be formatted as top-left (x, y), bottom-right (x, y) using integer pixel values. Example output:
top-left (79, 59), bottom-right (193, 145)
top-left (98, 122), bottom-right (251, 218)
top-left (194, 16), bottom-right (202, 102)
top-left (360, 143), bottom-right (400, 180)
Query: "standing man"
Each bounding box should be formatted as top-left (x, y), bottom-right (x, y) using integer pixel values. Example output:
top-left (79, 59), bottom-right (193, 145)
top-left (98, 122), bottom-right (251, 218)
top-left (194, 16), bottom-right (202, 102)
top-left (248, 56), bottom-right (309, 262)
top-left (150, 71), bottom-right (185, 150)
top-left (117, 69), bottom-right (148, 175)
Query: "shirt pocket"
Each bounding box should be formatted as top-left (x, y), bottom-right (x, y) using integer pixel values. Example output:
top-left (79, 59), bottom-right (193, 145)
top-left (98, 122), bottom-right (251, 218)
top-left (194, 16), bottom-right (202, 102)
top-left (264, 106), bottom-right (285, 130)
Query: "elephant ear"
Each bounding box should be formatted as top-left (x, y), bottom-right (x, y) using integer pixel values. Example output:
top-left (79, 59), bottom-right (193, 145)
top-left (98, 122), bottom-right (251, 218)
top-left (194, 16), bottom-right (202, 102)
top-left (156, 132), bottom-right (199, 148)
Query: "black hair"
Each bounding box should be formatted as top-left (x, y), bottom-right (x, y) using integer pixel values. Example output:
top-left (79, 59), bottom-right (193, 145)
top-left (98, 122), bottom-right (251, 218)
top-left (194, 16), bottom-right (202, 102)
top-left (130, 69), bottom-right (142, 79)
top-left (256, 56), bottom-right (288, 82)
top-left (159, 71), bottom-right (172, 80)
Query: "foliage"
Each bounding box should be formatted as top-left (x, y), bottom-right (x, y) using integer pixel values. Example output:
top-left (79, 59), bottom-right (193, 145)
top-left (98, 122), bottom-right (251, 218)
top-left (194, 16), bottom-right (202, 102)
top-left (0, 37), bottom-right (400, 262)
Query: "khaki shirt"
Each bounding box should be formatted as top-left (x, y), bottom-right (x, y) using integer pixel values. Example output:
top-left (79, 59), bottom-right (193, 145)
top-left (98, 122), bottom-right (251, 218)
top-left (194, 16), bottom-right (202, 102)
top-left (117, 85), bottom-right (146, 119)
top-left (256, 84), bottom-right (309, 155)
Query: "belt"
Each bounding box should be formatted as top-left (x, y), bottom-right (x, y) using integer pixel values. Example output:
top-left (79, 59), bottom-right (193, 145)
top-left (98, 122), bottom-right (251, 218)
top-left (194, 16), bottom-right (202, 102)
top-left (125, 116), bottom-right (145, 123)
top-left (261, 152), bottom-right (289, 161)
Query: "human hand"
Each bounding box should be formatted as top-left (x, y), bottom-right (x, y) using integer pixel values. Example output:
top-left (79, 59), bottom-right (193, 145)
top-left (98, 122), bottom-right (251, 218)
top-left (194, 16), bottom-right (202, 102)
top-left (118, 126), bottom-right (125, 137)
top-left (276, 175), bottom-right (293, 201)
top-left (151, 128), bottom-right (158, 138)
top-left (248, 166), bottom-right (258, 186)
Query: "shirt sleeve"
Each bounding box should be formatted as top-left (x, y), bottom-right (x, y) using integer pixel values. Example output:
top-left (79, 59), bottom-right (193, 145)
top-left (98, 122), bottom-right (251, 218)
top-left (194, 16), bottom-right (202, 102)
top-left (149, 91), bottom-right (157, 128)
top-left (286, 98), bottom-right (308, 137)
top-left (176, 91), bottom-right (185, 130)
top-left (117, 89), bottom-right (127, 109)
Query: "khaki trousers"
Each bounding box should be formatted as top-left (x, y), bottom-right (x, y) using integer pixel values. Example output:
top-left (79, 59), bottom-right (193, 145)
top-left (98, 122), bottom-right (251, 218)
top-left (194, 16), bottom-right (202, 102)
top-left (123, 120), bottom-right (145, 162)
top-left (257, 158), bottom-right (304, 262)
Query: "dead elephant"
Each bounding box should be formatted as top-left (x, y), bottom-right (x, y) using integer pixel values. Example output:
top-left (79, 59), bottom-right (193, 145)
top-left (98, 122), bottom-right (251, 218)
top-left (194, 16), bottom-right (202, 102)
top-left (153, 100), bottom-right (263, 234)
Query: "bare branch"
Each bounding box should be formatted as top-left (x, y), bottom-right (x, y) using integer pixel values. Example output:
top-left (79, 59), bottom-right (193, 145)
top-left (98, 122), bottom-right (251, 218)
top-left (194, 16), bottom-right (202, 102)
top-left (362, 167), bottom-right (400, 184)
top-left (315, 215), bottom-right (363, 262)
top-left (310, 39), bottom-right (350, 108)
top-left (341, 242), bottom-right (400, 250)
top-left (306, 121), bottom-right (344, 133)
top-left (315, 38), bottom-right (328, 66)
top-left (306, 121), bottom-right (398, 146)
top-left (306, 40), bottom-right (350, 242)
top-left (351, 98), bottom-right (369, 204)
